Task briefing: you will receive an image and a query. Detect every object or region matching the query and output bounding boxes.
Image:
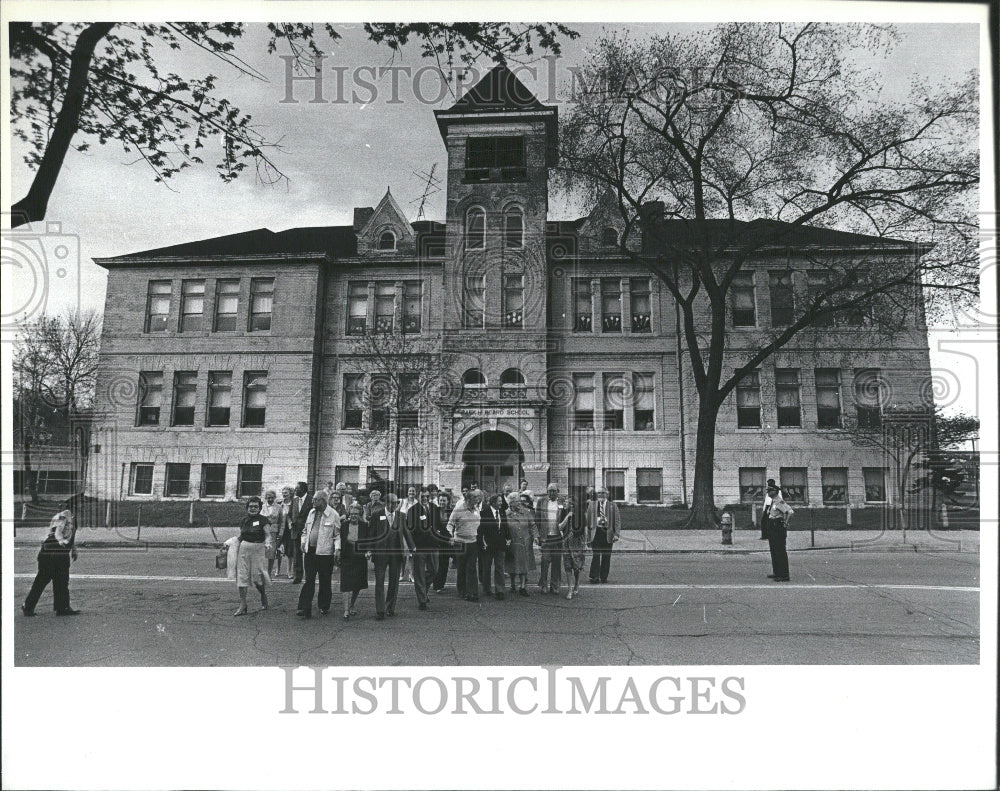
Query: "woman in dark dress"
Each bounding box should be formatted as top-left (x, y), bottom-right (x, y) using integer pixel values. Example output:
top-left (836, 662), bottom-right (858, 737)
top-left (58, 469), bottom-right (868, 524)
top-left (340, 502), bottom-right (369, 620)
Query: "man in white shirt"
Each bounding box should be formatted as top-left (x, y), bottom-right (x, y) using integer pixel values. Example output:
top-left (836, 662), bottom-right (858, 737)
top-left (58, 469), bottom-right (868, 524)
top-left (538, 484), bottom-right (567, 593)
top-left (297, 492), bottom-right (341, 617)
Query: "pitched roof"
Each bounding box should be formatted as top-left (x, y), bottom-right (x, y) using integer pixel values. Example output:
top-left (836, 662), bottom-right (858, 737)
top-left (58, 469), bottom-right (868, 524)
top-left (642, 217), bottom-right (917, 251)
top-left (443, 64), bottom-right (548, 113)
top-left (96, 221), bottom-right (446, 265)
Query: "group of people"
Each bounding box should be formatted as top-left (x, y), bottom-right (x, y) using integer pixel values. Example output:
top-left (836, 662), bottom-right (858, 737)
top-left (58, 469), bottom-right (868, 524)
top-left (224, 479), bottom-right (623, 622)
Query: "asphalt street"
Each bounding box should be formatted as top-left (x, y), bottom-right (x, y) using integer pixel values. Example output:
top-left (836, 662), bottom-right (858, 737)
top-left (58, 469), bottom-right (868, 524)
top-left (13, 545), bottom-right (979, 666)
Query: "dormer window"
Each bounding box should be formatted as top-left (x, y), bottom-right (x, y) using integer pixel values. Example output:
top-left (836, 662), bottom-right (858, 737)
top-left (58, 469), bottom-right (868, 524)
top-left (601, 227), bottom-right (618, 247)
top-left (377, 230), bottom-right (397, 251)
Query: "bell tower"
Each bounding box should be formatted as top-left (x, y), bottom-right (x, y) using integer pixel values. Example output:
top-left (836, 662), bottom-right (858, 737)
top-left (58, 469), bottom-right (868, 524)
top-left (432, 66), bottom-right (558, 494)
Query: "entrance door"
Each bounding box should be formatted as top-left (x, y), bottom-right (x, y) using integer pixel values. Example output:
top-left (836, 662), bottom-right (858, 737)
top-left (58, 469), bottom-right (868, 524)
top-left (461, 431), bottom-right (524, 496)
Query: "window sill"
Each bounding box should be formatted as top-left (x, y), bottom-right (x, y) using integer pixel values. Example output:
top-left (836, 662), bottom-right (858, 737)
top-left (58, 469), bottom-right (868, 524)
top-left (204, 426), bottom-right (233, 431)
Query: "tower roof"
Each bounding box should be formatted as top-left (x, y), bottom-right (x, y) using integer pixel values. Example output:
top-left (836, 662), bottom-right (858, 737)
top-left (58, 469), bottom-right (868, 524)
top-left (434, 64), bottom-right (558, 164)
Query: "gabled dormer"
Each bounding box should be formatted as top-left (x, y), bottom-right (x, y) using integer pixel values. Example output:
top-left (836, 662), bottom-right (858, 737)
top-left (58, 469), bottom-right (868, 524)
top-left (575, 188), bottom-right (642, 257)
top-left (356, 188), bottom-right (416, 257)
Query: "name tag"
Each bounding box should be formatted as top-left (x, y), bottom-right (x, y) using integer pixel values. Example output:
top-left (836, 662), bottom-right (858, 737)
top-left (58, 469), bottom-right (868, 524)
top-left (380, 515), bottom-right (387, 521)
top-left (420, 515), bottom-right (427, 521)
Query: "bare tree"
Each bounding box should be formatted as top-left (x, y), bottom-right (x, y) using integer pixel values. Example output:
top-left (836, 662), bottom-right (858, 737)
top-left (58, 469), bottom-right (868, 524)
top-left (557, 24), bottom-right (978, 526)
top-left (9, 22), bottom-right (577, 226)
top-left (346, 330), bottom-right (454, 493)
top-left (12, 309), bottom-right (102, 501)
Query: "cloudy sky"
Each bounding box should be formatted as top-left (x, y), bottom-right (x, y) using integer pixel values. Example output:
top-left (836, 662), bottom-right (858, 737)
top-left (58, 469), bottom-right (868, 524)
top-left (4, 17), bottom-right (987, 415)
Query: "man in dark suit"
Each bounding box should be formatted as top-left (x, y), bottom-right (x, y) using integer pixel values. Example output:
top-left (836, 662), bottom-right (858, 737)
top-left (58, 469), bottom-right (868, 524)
top-left (406, 489), bottom-right (446, 610)
top-left (431, 492), bottom-right (453, 592)
top-left (586, 486), bottom-right (621, 584)
top-left (366, 493), bottom-right (412, 620)
top-left (290, 481), bottom-right (312, 584)
top-left (479, 494), bottom-right (511, 599)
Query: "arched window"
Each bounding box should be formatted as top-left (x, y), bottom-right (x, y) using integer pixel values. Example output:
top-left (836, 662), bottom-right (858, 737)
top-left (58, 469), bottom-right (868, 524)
top-left (465, 207), bottom-right (486, 250)
top-left (601, 227), bottom-right (618, 247)
top-left (377, 230), bottom-right (397, 251)
top-left (462, 368), bottom-right (487, 399)
top-left (503, 206), bottom-right (524, 249)
top-left (499, 368), bottom-right (527, 400)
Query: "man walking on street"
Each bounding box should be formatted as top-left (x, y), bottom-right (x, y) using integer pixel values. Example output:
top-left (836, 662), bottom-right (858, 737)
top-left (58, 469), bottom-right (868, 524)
top-left (479, 494), bottom-right (511, 599)
top-left (538, 484), bottom-right (567, 593)
top-left (290, 481), bottom-right (312, 584)
top-left (23, 493), bottom-right (84, 616)
top-left (366, 493), bottom-right (411, 620)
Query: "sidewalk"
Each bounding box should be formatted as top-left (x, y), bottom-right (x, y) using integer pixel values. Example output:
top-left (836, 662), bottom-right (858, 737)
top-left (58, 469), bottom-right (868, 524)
top-left (10, 525), bottom-right (980, 553)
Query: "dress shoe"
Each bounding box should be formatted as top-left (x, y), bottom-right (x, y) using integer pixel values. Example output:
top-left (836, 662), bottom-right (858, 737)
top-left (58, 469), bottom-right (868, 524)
top-left (767, 574), bottom-right (777, 579)
top-left (549, 587), bottom-right (559, 594)
top-left (495, 592), bottom-right (505, 601)
top-left (56, 608), bottom-right (81, 616)
top-left (566, 589), bottom-right (574, 600)
top-left (387, 610), bottom-right (396, 617)
top-left (419, 602), bottom-right (428, 611)
top-left (773, 577), bottom-right (790, 582)
top-left (319, 608), bottom-right (329, 615)
top-left (296, 610), bottom-right (311, 619)
top-left (21, 605), bottom-right (36, 617)
top-left (588, 578), bottom-right (600, 584)
top-left (599, 579), bottom-right (608, 584)
top-left (434, 587), bottom-right (446, 594)
top-left (376, 613), bottom-right (385, 621)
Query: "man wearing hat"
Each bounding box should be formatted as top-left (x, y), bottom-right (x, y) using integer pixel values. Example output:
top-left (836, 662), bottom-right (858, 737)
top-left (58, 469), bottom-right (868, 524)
top-left (765, 481), bottom-right (794, 582)
top-left (760, 478), bottom-right (780, 539)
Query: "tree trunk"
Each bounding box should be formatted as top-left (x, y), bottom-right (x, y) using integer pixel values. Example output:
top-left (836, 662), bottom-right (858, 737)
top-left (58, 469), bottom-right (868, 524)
top-left (11, 23), bottom-right (115, 227)
top-left (685, 397), bottom-right (720, 528)
top-left (24, 436), bottom-right (39, 504)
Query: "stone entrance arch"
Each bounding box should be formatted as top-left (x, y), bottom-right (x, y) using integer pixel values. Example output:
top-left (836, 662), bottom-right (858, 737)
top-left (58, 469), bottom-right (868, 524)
top-left (460, 430), bottom-right (524, 493)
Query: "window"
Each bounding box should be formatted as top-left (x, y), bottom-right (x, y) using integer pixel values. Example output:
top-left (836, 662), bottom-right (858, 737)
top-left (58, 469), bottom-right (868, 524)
top-left (463, 275), bottom-right (485, 328)
top-left (601, 227), bottom-right (618, 247)
top-left (403, 281), bottom-right (421, 333)
top-left (573, 279), bottom-right (592, 331)
top-left (779, 468), bottom-right (808, 504)
top-left (863, 467), bottom-right (887, 502)
top-left (601, 278), bottom-right (622, 332)
top-left (374, 283), bottom-right (395, 332)
top-left (603, 373), bottom-right (626, 430)
top-left (568, 468), bottom-right (595, 501)
top-left (201, 463), bottom-right (226, 498)
top-left (145, 281), bottom-right (171, 332)
top-left (731, 272), bottom-right (756, 327)
top-left (769, 271), bottom-right (794, 326)
top-left (462, 369), bottom-right (487, 400)
top-left (637, 468), bottom-right (662, 503)
top-left (335, 466), bottom-right (359, 487)
top-left (213, 279), bottom-right (239, 331)
top-left (136, 372), bottom-right (163, 426)
top-left (399, 374), bottom-right (420, 428)
top-left (500, 368), bottom-right (526, 400)
top-left (736, 370), bottom-right (761, 428)
top-left (342, 374), bottom-right (363, 429)
top-left (130, 463), bottom-right (154, 495)
top-left (399, 466), bottom-right (423, 491)
top-left (347, 282), bottom-right (368, 335)
top-left (503, 273), bottom-right (524, 327)
top-left (807, 271), bottom-right (834, 327)
top-left (249, 278), bottom-right (274, 331)
top-left (504, 206), bottom-right (524, 249)
top-left (465, 207), bottom-right (486, 250)
top-left (466, 136), bottom-right (525, 181)
top-left (237, 464), bottom-right (263, 498)
top-left (164, 463), bottom-right (191, 497)
top-left (815, 369), bottom-right (842, 428)
top-left (367, 466), bottom-right (390, 486)
top-left (854, 368), bottom-right (884, 430)
top-left (242, 371), bottom-right (267, 427)
top-left (604, 469), bottom-right (626, 502)
top-left (630, 278), bottom-right (651, 333)
top-left (179, 279), bottom-right (205, 332)
top-left (739, 467), bottom-right (766, 503)
top-left (572, 374), bottom-right (594, 430)
top-left (171, 372), bottom-right (197, 426)
top-left (633, 373), bottom-right (654, 430)
top-left (206, 371), bottom-right (232, 426)
top-left (377, 230), bottom-right (396, 251)
top-left (776, 369), bottom-right (801, 428)
top-left (370, 374), bottom-right (389, 430)
top-left (821, 467), bottom-right (848, 505)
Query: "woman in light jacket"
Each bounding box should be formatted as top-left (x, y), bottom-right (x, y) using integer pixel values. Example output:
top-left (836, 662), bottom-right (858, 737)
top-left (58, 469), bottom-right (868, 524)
top-left (261, 489), bottom-right (281, 578)
top-left (506, 493), bottom-right (538, 597)
top-left (296, 493), bottom-right (341, 618)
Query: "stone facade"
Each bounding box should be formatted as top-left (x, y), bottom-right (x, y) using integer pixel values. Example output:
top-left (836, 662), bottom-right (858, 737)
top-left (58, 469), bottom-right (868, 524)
top-left (89, 66), bottom-right (932, 509)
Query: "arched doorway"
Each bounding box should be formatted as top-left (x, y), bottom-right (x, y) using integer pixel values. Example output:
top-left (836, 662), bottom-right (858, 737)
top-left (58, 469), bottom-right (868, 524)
top-left (461, 431), bottom-right (524, 493)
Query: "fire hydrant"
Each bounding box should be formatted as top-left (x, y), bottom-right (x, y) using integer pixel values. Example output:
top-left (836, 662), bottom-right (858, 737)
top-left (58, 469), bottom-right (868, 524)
top-left (720, 511), bottom-right (734, 545)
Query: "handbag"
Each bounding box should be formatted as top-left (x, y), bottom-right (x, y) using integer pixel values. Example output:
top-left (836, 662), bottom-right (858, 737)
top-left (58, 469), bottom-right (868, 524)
top-left (215, 546), bottom-right (228, 570)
